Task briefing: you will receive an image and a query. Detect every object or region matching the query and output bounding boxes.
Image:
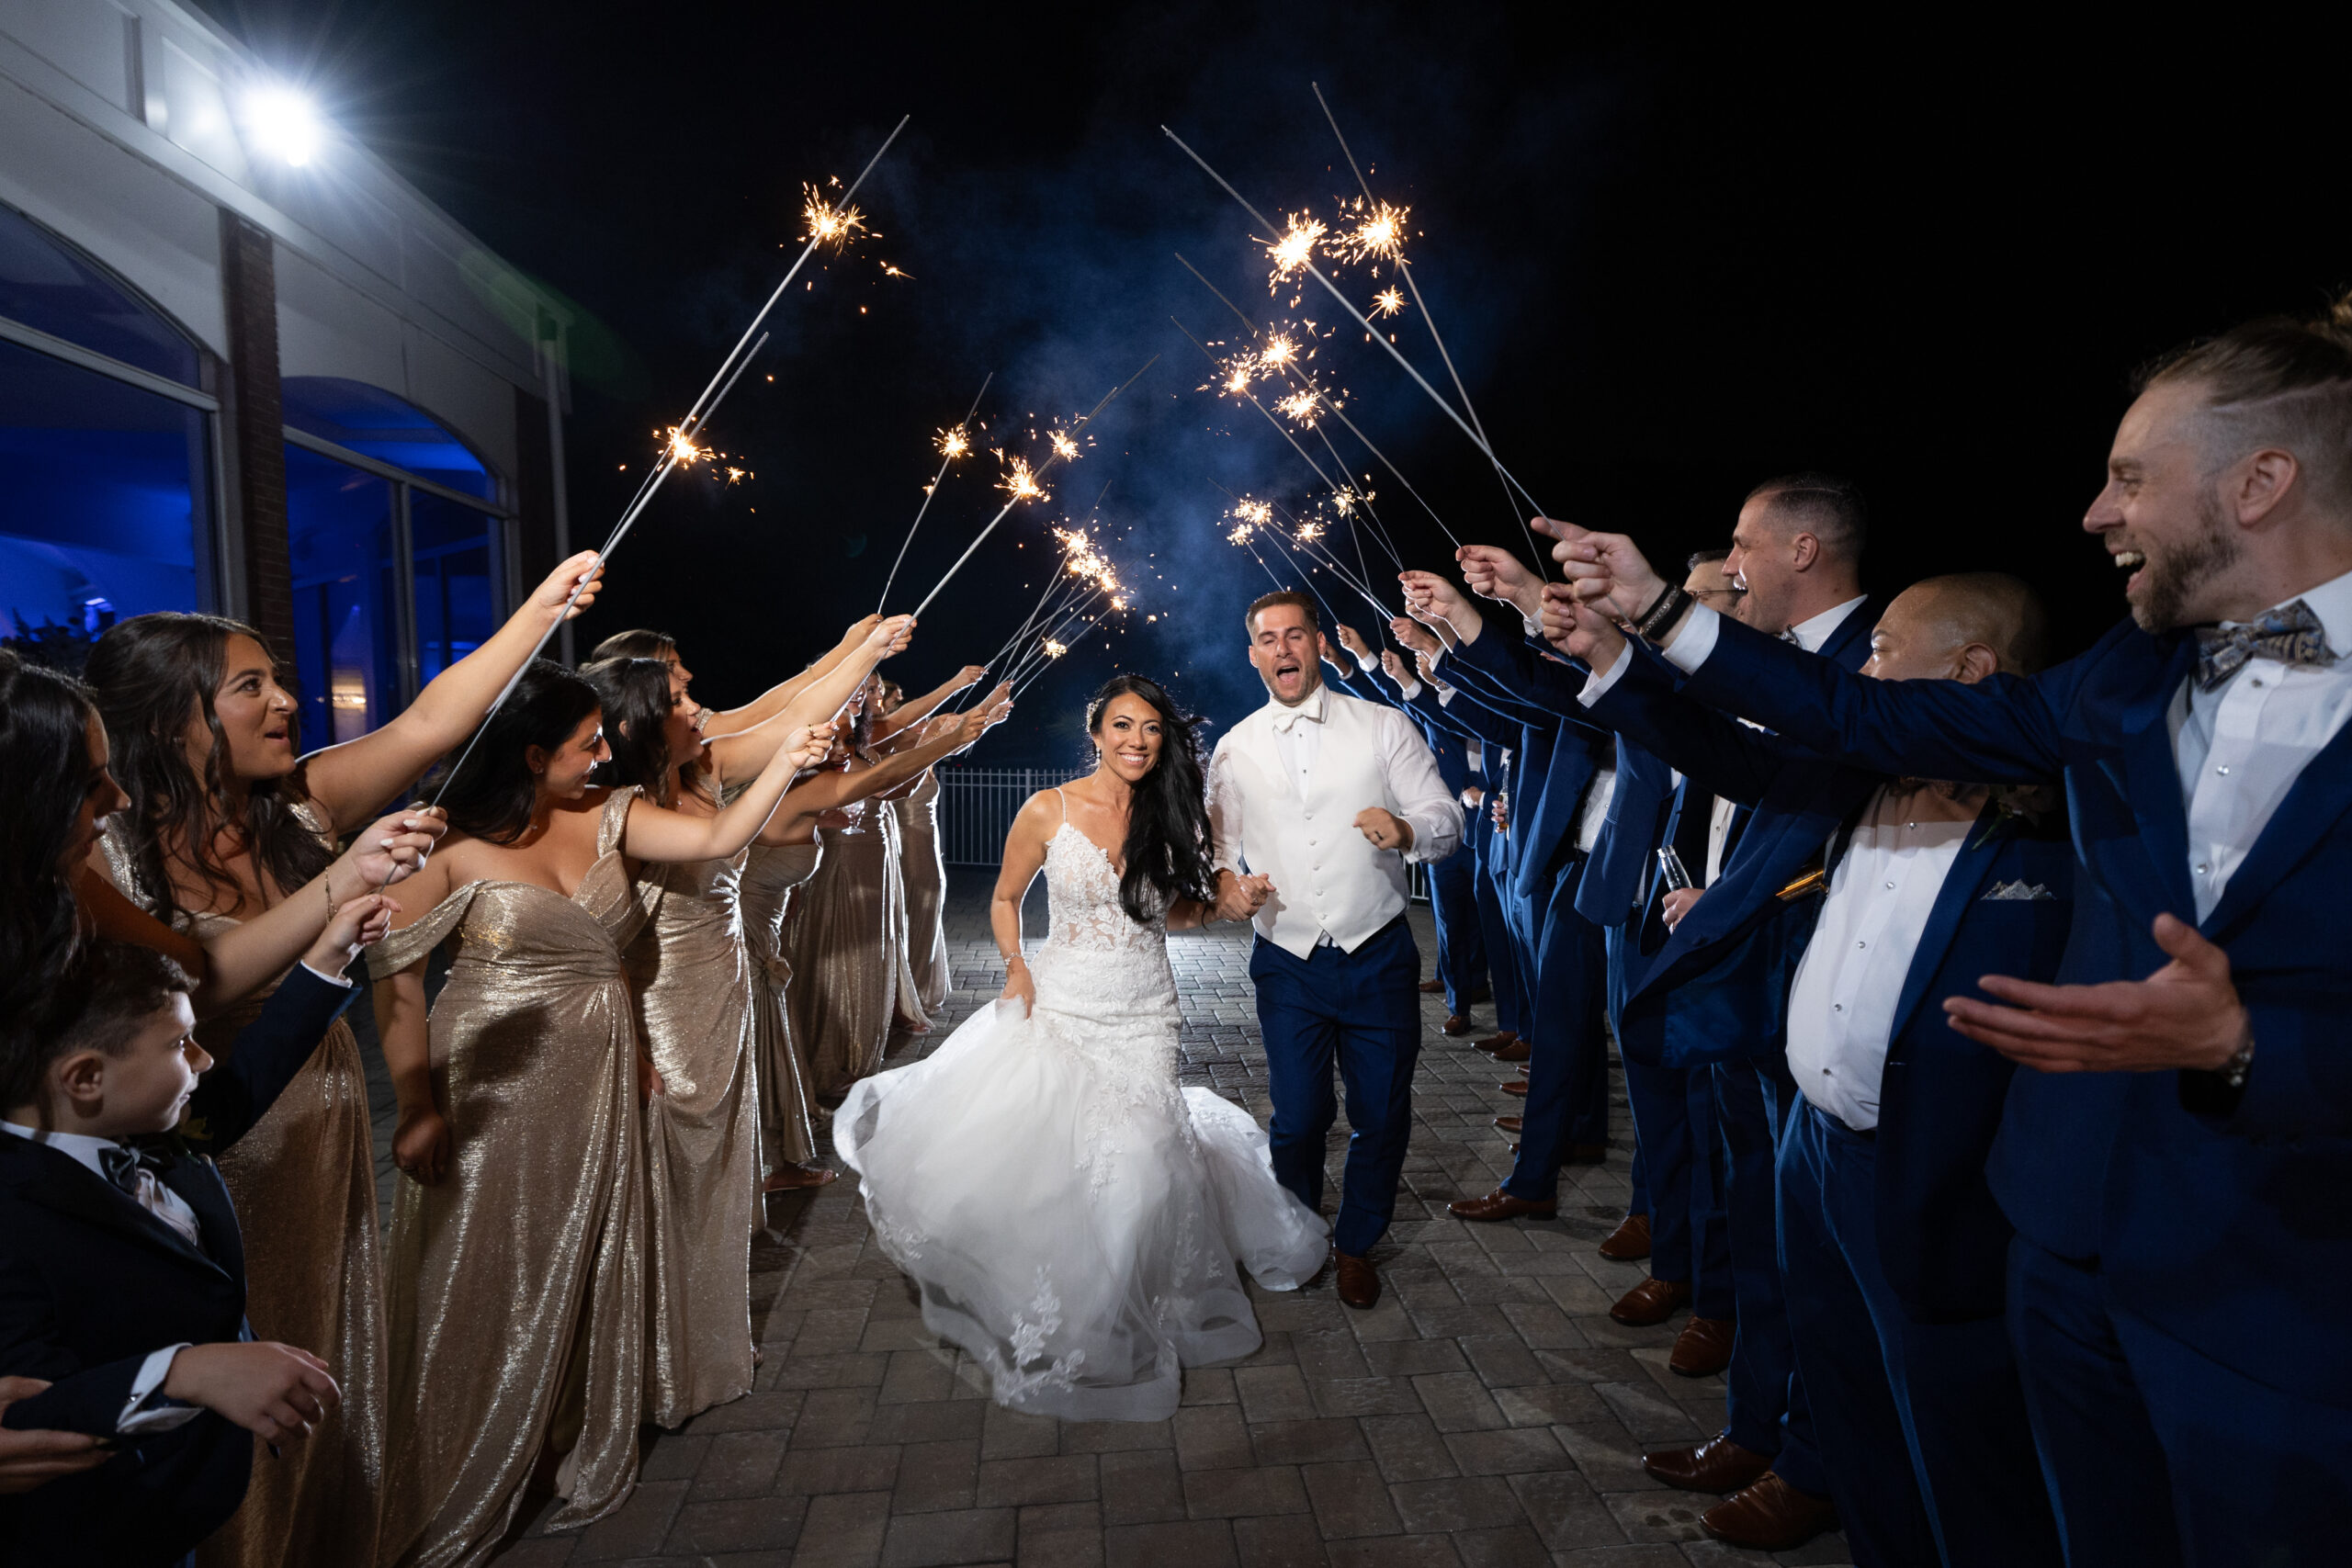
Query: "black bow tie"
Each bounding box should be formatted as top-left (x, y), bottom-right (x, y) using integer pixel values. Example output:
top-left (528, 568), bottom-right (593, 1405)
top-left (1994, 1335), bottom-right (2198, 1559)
top-left (96, 1143), bottom-right (172, 1197)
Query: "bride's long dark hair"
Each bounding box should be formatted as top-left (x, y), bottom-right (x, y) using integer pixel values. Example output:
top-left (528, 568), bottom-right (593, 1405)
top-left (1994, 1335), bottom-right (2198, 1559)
top-left (1086, 674), bottom-right (1215, 924)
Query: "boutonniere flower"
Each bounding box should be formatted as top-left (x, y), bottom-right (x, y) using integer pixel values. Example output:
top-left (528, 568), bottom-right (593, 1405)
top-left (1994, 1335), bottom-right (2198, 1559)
top-left (1971, 783), bottom-right (2060, 851)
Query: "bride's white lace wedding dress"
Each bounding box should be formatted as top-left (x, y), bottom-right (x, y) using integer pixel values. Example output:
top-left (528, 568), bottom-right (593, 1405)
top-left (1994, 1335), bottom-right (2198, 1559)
top-left (833, 798), bottom-right (1329, 1422)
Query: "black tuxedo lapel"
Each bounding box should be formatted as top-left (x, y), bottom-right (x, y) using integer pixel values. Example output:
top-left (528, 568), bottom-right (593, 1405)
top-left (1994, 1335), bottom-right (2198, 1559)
top-left (162, 1156), bottom-right (244, 1288)
top-left (0, 1138), bottom-right (230, 1280)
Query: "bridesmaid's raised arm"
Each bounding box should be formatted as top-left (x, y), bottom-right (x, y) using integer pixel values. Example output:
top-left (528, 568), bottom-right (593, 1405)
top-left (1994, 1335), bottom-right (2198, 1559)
top-left (622, 724), bottom-right (831, 864)
top-left (298, 552), bottom-right (606, 833)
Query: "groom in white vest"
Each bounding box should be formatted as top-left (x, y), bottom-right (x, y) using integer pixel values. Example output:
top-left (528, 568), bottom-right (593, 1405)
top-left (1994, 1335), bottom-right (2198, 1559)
top-left (1207, 591), bottom-right (1463, 1307)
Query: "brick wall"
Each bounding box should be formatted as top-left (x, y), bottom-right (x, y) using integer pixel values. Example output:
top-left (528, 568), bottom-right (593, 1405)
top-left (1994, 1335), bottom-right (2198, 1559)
top-left (217, 209), bottom-right (291, 653)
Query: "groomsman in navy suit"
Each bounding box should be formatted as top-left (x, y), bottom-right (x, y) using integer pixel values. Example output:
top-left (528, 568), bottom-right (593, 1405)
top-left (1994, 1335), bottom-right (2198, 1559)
top-left (1570, 576), bottom-right (2068, 1567)
top-left (1544, 302), bottom-right (2352, 1568)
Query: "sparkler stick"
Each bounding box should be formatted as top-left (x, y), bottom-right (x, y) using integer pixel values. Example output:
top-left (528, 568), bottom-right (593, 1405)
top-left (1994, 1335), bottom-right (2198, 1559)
top-left (910, 356), bottom-right (1157, 619)
top-left (1309, 83), bottom-right (1543, 570)
top-left (1161, 126), bottom-right (1553, 522)
top-left (1174, 254), bottom-right (1460, 551)
top-left (877, 371), bottom-right (992, 613)
top-left (427, 116), bottom-right (912, 801)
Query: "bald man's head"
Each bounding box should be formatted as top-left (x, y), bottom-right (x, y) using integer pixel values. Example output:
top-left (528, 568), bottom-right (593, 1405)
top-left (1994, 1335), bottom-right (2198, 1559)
top-left (1863, 572), bottom-right (2051, 686)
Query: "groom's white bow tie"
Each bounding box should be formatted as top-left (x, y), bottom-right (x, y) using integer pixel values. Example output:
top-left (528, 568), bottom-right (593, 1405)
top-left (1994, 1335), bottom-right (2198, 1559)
top-left (1271, 705), bottom-right (1325, 732)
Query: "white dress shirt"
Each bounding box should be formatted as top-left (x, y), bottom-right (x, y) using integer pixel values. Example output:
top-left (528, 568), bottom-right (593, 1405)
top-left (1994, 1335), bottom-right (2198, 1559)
top-left (1208, 682), bottom-right (1463, 955)
top-left (1782, 789), bottom-right (1974, 1130)
top-left (2, 1122), bottom-right (203, 1434)
top-left (2172, 568), bottom-right (2352, 920)
top-left (1575, 766), bottom-right (1618, 854)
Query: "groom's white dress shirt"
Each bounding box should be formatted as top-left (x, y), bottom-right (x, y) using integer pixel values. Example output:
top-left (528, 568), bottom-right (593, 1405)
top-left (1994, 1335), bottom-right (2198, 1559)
top-left (1207, 682), bottom-right (1461, 958)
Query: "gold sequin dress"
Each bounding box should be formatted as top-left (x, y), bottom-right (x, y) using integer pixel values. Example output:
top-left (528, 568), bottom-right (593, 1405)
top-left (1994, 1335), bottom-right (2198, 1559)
top-left (786, 797), bottom-right (922, 1098)
top-left (367, 788), bottom-right (655, 1568)
top-left (894, 769), bottom-right (951, 1015)
top-left (629, 842), bottom-right (761, 1427)
top-left (741, 840), bottom-right (825, 1166)
top-left (99, 812), bottom-right (388, 1568)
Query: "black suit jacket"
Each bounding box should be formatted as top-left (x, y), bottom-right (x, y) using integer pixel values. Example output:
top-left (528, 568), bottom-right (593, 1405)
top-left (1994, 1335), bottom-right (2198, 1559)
top-left (0, 968), bottom-right (349, 1563)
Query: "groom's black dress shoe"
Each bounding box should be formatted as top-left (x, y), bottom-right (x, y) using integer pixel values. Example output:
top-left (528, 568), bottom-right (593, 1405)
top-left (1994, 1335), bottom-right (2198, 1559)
top-left (1333, 1249), bottom-right (1381, 1309)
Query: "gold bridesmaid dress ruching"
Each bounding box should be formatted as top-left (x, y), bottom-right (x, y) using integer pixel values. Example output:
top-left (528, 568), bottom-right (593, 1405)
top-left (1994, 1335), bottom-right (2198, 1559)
top-left (368, 788), bottom-right (656, 1568)
top-left (787, 802), bottom-right (918, 1099)
top-left (741, 840), bottom-right (825, 1167)
top-left (629, 843), bottom-right (763, 1427)
top-left (893, 769), bottom-right (950, 1015)
top-left (99, 814), bottom-right (389, 1568)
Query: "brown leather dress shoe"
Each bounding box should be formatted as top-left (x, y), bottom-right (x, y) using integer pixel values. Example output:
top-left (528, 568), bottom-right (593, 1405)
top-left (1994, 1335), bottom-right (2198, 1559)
top-left (1442, 1014), bottom-right (1474, 1036)
top-left (1448, 1187), bottom-right (1558, 1223)
top-left (1333, 1249), bottom-right (1380, 1309)
top-left (1597, 1212), bottom-right (1651, 1260)
top-left (1489, 1038), bottom-right (1532, 1063)
top-left (1419, 977), bottom-right (1446, 993)
top-left (1492, 1115), bottom-right (1522, 1134)
top-left (1475, 1031), bottom-right (1519, 1053)
top-left (1499, 1079), bottom-right (1529, 1096)
top-left (1701, 1472), bottom-right (1839, 1551)
top-left (1668, 1315), bottom-right (1735, 1377)
top-left (1609, 1275), bottom-right (1691, 1326)
top-left (1642, 1432), bottom-right (1773, 1494)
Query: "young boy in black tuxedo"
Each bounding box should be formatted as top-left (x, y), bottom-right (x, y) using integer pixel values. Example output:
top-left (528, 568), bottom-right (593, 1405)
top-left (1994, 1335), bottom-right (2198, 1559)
top-left (0, 902), bottom-right (386, 1567)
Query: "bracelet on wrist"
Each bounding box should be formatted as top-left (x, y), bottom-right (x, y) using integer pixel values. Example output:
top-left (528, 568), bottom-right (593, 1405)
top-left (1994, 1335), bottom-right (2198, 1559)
top-left (1634, 585), bottom-right (1693, 642)
top-left (2219, 1030), bottom-right (2256, 1090)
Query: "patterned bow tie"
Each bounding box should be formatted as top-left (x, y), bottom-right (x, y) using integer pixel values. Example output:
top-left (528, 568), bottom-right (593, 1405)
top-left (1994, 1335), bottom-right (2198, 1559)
top-left (96, 1142), bottom-right (170, 1197)
top-left (2194, 600), bottom-right (2339, 692)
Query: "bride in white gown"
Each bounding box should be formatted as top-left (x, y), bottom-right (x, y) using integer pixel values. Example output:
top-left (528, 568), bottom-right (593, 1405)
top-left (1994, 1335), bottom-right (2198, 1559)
top-left (835, 674), bottom-right (1328, 1421)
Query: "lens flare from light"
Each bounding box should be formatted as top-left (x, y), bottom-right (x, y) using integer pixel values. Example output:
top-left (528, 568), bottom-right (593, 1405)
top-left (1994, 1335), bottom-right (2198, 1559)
top-left (244, 85), bottom-right (322, 167)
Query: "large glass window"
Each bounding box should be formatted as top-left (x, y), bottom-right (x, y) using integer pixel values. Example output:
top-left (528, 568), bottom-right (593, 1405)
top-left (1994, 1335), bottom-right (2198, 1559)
top-left (410, 492), bottom-right (502, 684)
top-left (282, 378), bottom-right (494, 502)
top-left (286, 446), bottom-right (400, 745)
top-left (0, 337), bottom-right (211, 671)
top-left (0, 203), bottom-right (203, 387)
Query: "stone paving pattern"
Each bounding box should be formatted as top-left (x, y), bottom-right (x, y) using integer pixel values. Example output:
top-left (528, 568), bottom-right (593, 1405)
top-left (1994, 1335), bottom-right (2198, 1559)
top-left (368, 874), bottom-right (1853, 1567)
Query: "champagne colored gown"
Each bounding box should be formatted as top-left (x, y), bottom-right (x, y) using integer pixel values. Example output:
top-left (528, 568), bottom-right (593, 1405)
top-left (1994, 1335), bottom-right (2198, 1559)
top-left (99, 813), bottom-right (388, 1568)
top-left (628, 836), bottom-right (762, 1427)
top-left (741, 840), bottom-right (825, 1166)
top-left (787, 795), bottom-right (922, 1098)
top-left (894, 769), bottom-right (951, 1015)
top-left (367, 788), bottom-right (656, 1568)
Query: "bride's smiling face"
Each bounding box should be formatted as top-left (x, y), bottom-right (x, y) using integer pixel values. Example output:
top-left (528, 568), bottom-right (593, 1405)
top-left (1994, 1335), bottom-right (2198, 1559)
top-left (1091, 694), bottom-right (1164, 784)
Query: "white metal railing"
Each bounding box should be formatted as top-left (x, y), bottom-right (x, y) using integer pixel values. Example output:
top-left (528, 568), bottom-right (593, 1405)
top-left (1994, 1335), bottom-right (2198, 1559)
top-left (934, 763), bottom-right (1430, 902)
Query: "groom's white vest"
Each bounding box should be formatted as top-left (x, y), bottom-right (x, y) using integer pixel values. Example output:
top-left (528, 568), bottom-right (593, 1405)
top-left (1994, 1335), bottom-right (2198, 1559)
top-left (1212, 687), bottom-right (1410, 959)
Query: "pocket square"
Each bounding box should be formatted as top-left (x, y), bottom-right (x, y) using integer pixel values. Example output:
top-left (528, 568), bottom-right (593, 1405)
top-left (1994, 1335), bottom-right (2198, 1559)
top-left (1981, 880), bottom-right (2056, 902)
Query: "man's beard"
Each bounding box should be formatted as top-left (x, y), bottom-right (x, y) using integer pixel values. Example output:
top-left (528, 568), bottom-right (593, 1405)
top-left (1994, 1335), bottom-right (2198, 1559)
top-left (2132, 491), bottom-right (2242, 632)
top-left (1261, 663), bottom-right (1322, 706)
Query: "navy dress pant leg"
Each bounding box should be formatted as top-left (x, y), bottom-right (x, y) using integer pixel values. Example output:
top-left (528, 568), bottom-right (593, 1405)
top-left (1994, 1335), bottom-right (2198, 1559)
top-left (1776, 1105), bottom-right (1944, 1568)
top-left (1250, 920), bottom-right (1422, 1259)
top-left (2006, 1237), bottom-right (2185, 1568)
top-left (1623, 1059), bottom-right (1733, 1317)
top-left (1427, 847), bottom-right (1486, 1014)
top-left (1503, 874), bottom-right (1609, 1203)
top-left (1472, 838), bottom-right (1523, 1036)
top-left (1713, 1056), bottom-right (1826, 1495)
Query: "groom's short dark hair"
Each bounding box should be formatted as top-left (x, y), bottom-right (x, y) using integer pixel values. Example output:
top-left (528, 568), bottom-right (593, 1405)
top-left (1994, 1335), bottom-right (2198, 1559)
top-left (1244, 591), bottom-right (1319, 638)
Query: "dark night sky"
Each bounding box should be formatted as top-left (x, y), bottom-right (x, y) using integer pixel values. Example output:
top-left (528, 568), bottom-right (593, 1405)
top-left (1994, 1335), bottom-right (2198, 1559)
top-left (198, 3), bottom-right (2352, 763)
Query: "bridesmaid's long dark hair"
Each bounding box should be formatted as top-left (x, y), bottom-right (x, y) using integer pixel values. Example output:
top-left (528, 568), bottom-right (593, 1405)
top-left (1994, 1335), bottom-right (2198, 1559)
top-left (582, 656), bottom-right (704, 807)
top-left (85, 614), bottom-right (332, 919)
top-left (0, 650), bottom-right (104, 1056)
top-left (1085, 674), bottom-right (1215, 924)
top-left (431, 661), bottom-right (602, 844)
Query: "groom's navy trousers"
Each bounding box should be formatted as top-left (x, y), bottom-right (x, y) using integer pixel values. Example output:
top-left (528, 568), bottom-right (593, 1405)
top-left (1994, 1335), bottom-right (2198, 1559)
top-left (1250, 914), bottom-right (1421, 1258)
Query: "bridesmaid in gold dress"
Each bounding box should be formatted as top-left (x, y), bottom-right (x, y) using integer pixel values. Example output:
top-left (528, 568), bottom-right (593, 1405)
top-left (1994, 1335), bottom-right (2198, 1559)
top-left (582, 620), bottom-right (909, 1427)
top-left (369, 661), bottom-right (825, 1567)
top-left (871, 666), bottom-right (987, 1021)
top-left (81, 554), bottom-right (604, 1568)
top-left (748, 693), bottom-right (1011, 1190)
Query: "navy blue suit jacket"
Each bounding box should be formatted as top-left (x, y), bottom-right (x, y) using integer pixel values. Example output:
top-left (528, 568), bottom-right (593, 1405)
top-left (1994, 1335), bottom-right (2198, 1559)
top-left (1598, 649), bottom-right (2076, 1319)
top-left (1443, 625), bottom-right (1611, 899)
top-left (1680, 610), bottom-right (2352, 1399)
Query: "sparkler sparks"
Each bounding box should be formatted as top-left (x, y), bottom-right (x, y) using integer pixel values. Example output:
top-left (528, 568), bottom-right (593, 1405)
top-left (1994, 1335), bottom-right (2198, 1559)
top-left (1050, 428), bottom-right (1080, 461)
top-left (1044, 638), bottom-right (1068, 660)
top-left (1001, 456), bottom-right (1046, 502)
top-left (1259, 333), bottom-right (1299, 369)
top-left (1330, 198), bottom-right (1409, 265)
top-left (1372, 286), bottom-right (1406, 318)
top-left (1265, 212), bottom-right (1327, 288)
top-left (936, 426), bottom-right (970, 459)
top-left (1273, 389), bottom-right (1322, 426)
top-left (800, 184), bottom-right (866, 247)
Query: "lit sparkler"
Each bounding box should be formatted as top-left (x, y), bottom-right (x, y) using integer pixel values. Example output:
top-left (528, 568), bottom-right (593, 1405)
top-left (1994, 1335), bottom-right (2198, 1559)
top-left (1329, 198), bottom-right (1408, 266)
top-left (1372, 287), bottom-right (1405, 318)
top-left (1050, 428), bottom-right (1080, 461)
top-left (878, 370), bottom-right (994, 614)
top-left (936, 426), bottom-right (970, 459)
top-left (1273, 389), bottom-right (1321, 426)
top-left (801, 185), bottom-right (867, 247)
top-left (1265, 212), bottom-right (1326, 288)
top-left (1001, 456), bottom-right (1046, 502)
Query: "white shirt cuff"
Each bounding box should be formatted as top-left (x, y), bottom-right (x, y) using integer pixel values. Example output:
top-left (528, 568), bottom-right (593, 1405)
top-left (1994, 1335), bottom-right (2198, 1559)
top-left (1396, 676), bottom-right (1424, 702)
top-left (1577, 642), bottom-right (1634, 706)
top-left (1354, 652), bottom-right (1381, 676)
top-left (119, 1344), bottom-right (201, 1435)
top-left (299, 961), bottom-right (355, 988)
top-left (1660, 603), bottom-right (1722, 672)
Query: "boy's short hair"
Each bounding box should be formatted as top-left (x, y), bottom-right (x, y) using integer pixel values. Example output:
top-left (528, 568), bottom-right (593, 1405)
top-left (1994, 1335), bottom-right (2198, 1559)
top-left (0, 942), bottom-right (193, 1111)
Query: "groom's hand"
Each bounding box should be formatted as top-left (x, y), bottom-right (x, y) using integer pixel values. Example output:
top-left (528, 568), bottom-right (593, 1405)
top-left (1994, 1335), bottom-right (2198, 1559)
top-left (1354, 807), bottom-right (1413, 853)
top-left (1213, 870), bottom-right (1272, 923)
